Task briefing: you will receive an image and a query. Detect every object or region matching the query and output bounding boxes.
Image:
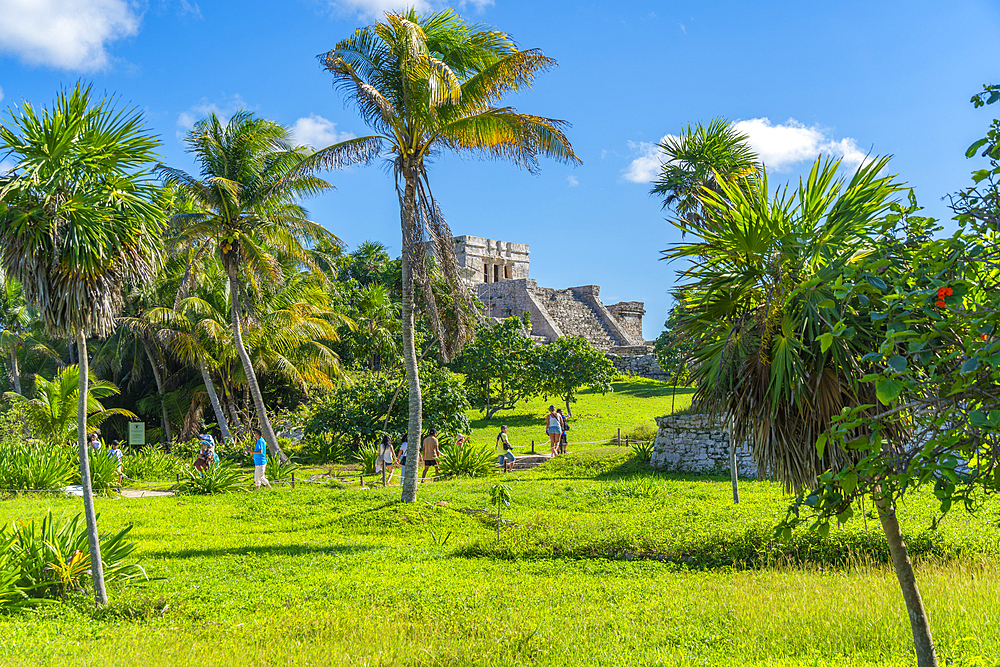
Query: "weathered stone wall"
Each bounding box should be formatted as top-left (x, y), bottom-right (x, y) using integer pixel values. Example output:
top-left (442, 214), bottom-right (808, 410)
top-left (450, 235), bottom-right (530, 286)
top-left (605, 350), bottom-right (670, 381)
top-left (650, 414), bottom-right (758, 477)
top-left (607, 301), bottom-right (645, 344)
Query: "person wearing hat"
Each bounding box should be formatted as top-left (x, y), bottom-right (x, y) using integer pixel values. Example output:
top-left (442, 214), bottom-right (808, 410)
top-left (421, 428), bottom-right (440, 482)
top-left (545, 405), bottom-right (562, 456)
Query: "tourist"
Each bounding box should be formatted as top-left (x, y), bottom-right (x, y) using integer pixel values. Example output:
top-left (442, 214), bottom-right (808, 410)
top-left (545, 406), bottom-right (562, 456)
top-left (421, 428), bottom-right (440, 482)
top-left (89, 432), bottom-right (102, 454)
top-left (108, 440), bottom-right (124, 488)
top-left (556, 408), bottom-right (569, 455)
top-left (246, 427), bottom-right (271, 490)
top-left (496, 425), bottom-right (515, 473)
top-left (194, 439), bottom-right (212, 472)
top-left (398, 433), bottom-right (408, 481)
top-left (378, 434), bottom-right (395, 484)
top-left (455, 433), bottom-right (467, 450)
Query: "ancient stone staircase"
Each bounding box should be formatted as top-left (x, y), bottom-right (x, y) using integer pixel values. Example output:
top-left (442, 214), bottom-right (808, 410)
top-left (509, 453), bottom-right (551, 472)
top-left (534, 288), bottom-right (618, 348)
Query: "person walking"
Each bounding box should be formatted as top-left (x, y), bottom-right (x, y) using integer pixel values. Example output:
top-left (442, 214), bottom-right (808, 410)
top-left (496, 425), bottom-right (515, 473)
top-left (89, 432), bottom-right (102, 455)
top-left (421, 428), bottom-right (440, 482)
top-left (556, 408), bottom-right (569, 455)
top-left (398, 433), bottom-right (408, 481)
top-left (545, 406), bottom-right (562, 456)
top-left (247, 427), bottom-right (271, 490)
top-left (108, 440), bottom-right (124, 488)
top-left (379, 434), bottom-right (396, 485)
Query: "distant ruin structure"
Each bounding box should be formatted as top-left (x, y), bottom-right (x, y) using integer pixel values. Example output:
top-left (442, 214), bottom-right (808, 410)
top-left (438, 236), bottom-right (668, 381)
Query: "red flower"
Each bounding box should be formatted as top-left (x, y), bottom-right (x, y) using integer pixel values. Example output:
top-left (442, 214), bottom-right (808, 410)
top-left (935, 300), bottom-right (946, 308)
top-left (937, 286), bottom-right (953, 298)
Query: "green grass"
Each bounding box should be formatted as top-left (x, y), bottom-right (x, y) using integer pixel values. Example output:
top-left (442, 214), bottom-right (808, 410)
top-left (0, 380), bottom-right (997, 666)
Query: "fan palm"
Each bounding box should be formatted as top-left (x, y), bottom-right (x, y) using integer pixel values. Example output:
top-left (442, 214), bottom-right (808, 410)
top-left (315, 8), bottom-right (579, 502)
top-left (668, 156), bottom-right (937, 663)
top-left (5, 365), bottom-right (135, 447)
top-left (0, 83), bottom-right (163, 604)
top-left (157, 112), bottom-right (336, 459)
top-left (652, 118), bottom-right (760, 232)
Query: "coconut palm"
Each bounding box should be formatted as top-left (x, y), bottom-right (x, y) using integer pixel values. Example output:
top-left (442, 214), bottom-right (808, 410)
top-left (0, 83), bottom-right (163, 604)
top-left (651, 118), bottom-right (760, 232)
top-left (5, 365), bottom-right (135, 447)
top-left (156, 112), bottom-right (336, 459)
top-left (315, 8), bottom-right (579, 502)
top-left (668, 156), bottom-right (937, 663)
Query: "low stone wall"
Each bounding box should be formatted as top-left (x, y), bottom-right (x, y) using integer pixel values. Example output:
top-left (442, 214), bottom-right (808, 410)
top-left (650, 414), bottom-right (758, 477)
top-left (606, 351), bottom-right (670, 382)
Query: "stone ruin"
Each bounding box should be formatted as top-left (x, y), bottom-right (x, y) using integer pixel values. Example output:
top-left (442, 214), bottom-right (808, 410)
top-left (439, 235), bottom-right (668, 381)
top-left (650, 414), bottom-right (759, 477)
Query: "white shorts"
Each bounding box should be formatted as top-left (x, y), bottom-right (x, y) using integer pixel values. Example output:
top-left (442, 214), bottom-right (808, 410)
top-left (254, 465), bottom-right (268, 485)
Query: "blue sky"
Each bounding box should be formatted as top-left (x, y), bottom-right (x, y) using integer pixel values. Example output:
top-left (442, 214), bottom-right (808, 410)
top-left (1, 0), bottom-right (998, 339)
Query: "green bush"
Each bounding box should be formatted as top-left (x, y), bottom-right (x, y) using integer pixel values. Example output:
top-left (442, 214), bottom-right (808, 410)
top-left (352, 443), bottom-right (379, 475)
top-left (3, 510), bottom-right (145, 604)
top-left (177, 463), bottom-right (246, 495)
top-left (629, 440), bottom-right (654, 464)
top-left (301, 433), bottom-right (350, 464)
top-left (87, 450), bottom-right (122, 491)
top-left (0, 441), bottom-right (74, 491)
top-left (123, 447), bottom-right (183, 482)
top-left (438, 442), bottom-right (495, 478)
top-left (265, 452), bottom-right (301, 483)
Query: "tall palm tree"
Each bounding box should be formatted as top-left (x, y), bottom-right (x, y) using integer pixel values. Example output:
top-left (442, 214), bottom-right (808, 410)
top-left (668, 156), bottom-right (937, 664)
top-left (0, 83), bottom-right (163, 605)
top-left (157, 112), bottom-right (336, 459)
top-left (315, 8), bottom-right (579, 502)
top-left (651, 118), bottom-right (760, 233)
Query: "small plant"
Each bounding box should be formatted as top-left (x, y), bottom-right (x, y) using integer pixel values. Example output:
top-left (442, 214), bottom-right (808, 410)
top-left (123, 447), bottom-right (183, 482)
top-left (265, 452), bottom-right (301, 484)
top-left (177, 463), bottom-right (246, 495)
top-left (439, 442), bottom-right (495, 478)
top-left (0, 441), bottom-right (74, 491)
top-left (629, 440), bottom-right (654, 464)
top-left (489, 483), bottom-right (512, 545)
top-left (87, 450), bottom-right (122, 491)
top-left (604, 475), bottom-right (660, 499)
top-left (302, 434), bottom-right (350, 464)
top-left (352, 443), bottom-right (379, 475)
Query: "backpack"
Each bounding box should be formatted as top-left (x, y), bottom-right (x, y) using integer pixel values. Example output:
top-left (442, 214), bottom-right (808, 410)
top-left (496, 431), bottom-right (510, 450)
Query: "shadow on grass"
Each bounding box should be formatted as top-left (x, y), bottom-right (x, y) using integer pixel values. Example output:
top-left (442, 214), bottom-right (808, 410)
top-left (588, 382), bottom-right (696, 399)
top-left (467, 413), bottom-right (540, 428)
top-left (146, 543), bottom-right (377, 559)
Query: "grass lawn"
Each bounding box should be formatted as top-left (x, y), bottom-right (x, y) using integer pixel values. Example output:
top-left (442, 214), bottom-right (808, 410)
top-left (0, 379), bottom-right (997, 667)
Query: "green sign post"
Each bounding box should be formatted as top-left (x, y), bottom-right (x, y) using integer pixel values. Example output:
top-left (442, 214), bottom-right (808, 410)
top-left (128, 422), bottom-right (145, 446)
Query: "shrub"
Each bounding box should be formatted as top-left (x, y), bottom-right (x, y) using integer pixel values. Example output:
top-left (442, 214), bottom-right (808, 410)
top-left (0, 441), bottom-right (74, 491)
top-left (438, 442), bottom-right (495, 478)
top-left (123, 447), bottom-right (183, 482)
top-left (177, 463), bottom-right (246, 495)
top-left (352, 443), bottom-right (379, 475)
top-left (265, 452), bottom-right (301, 483)
top-left (301, 433), bottom-right (349, 464)
top-left (4, 510), bottom-right (145, 603)
top-left (87, 450), bottom-right (122, 491)
top-left (629, 440), bottom-right (654, 464)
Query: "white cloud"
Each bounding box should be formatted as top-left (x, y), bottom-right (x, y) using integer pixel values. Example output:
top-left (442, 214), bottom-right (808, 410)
top-left (566, 175), bottom-right (578, 187)
top-left (176, 94), bottom-right (247, 140)
top-left (733, 117), bottom-right (868, 171)
top-left (0, 0), bottom-right (142, 71)
top-left (327, 0), bottom-right (492, 20)
top-left (290, 114), bottom-right (354, 149)
top-left (622, 135), bottom-right (670, 183)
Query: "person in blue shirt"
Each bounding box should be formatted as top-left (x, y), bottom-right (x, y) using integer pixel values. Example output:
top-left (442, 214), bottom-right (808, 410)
top-left (246, 427), bottom-right (271, 490)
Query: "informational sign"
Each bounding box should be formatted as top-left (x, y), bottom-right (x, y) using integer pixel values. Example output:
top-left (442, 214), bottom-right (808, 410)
top-left (128, 422), bottom-right (145, 446)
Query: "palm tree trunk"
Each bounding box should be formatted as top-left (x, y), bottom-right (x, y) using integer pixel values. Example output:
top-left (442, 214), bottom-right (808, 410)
top-left (76, 329), bottom-right (107, 605)
top-left (227, 265), bottom-right (285, 461)
top-left (141, 338), bottom-right (173, 445)
top-left (198, 356), bottom-right (231, 441)
top-left (729, 443), bottom-right (739, 503)
top-left (400, 173), bottom-right (422, 504)
top-left (8, 345), bottom-right (21, 394)
top-left (875, 491), bottom-right (937, 667)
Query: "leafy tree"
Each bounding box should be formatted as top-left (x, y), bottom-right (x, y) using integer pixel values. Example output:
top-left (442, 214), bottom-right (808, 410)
top-left (535, 335), bottom-right (614, 414)
top-left (776, 84), bottom-right (1000, 667)
top-left (315, 8), bottom-right (579, 502)
top-left (0, 84), bottom-right (163, 604)
top-left (653, 303), bottom-right (695, 384)
top-left (5, 365), bottom-right (135, 447)
top-left (157, 111), bottom-right (336, 460)
top-left (651, 118), bottom-right (759, 232)
top-left (461, 315), bottom-right (538, 419)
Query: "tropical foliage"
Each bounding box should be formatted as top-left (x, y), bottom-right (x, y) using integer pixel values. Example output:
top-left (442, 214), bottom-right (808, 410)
top-left (461, 315), bottom-right (538, 419)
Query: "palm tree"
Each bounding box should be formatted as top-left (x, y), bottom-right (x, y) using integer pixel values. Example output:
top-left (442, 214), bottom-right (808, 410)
top-left (0, 83), bottom-right (162, 605)
top-left (651, 118), bottom-right (760, 232)
top-left (315, 8), bottom-right (579, 502)
top-left (350, 283), bottom-right (401, 373)
top-left (5, 365), bottom-right (135, 446)
top-left (0, 272), bottom-right (55, 394)
top-left (157, 112), bottom-right (336, 459)
top-left (668, 156), bottom-right (937, 664)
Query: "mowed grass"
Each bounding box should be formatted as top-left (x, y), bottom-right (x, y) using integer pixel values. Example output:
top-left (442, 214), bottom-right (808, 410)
top-left (0, 380), bottom-right (997, 666)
